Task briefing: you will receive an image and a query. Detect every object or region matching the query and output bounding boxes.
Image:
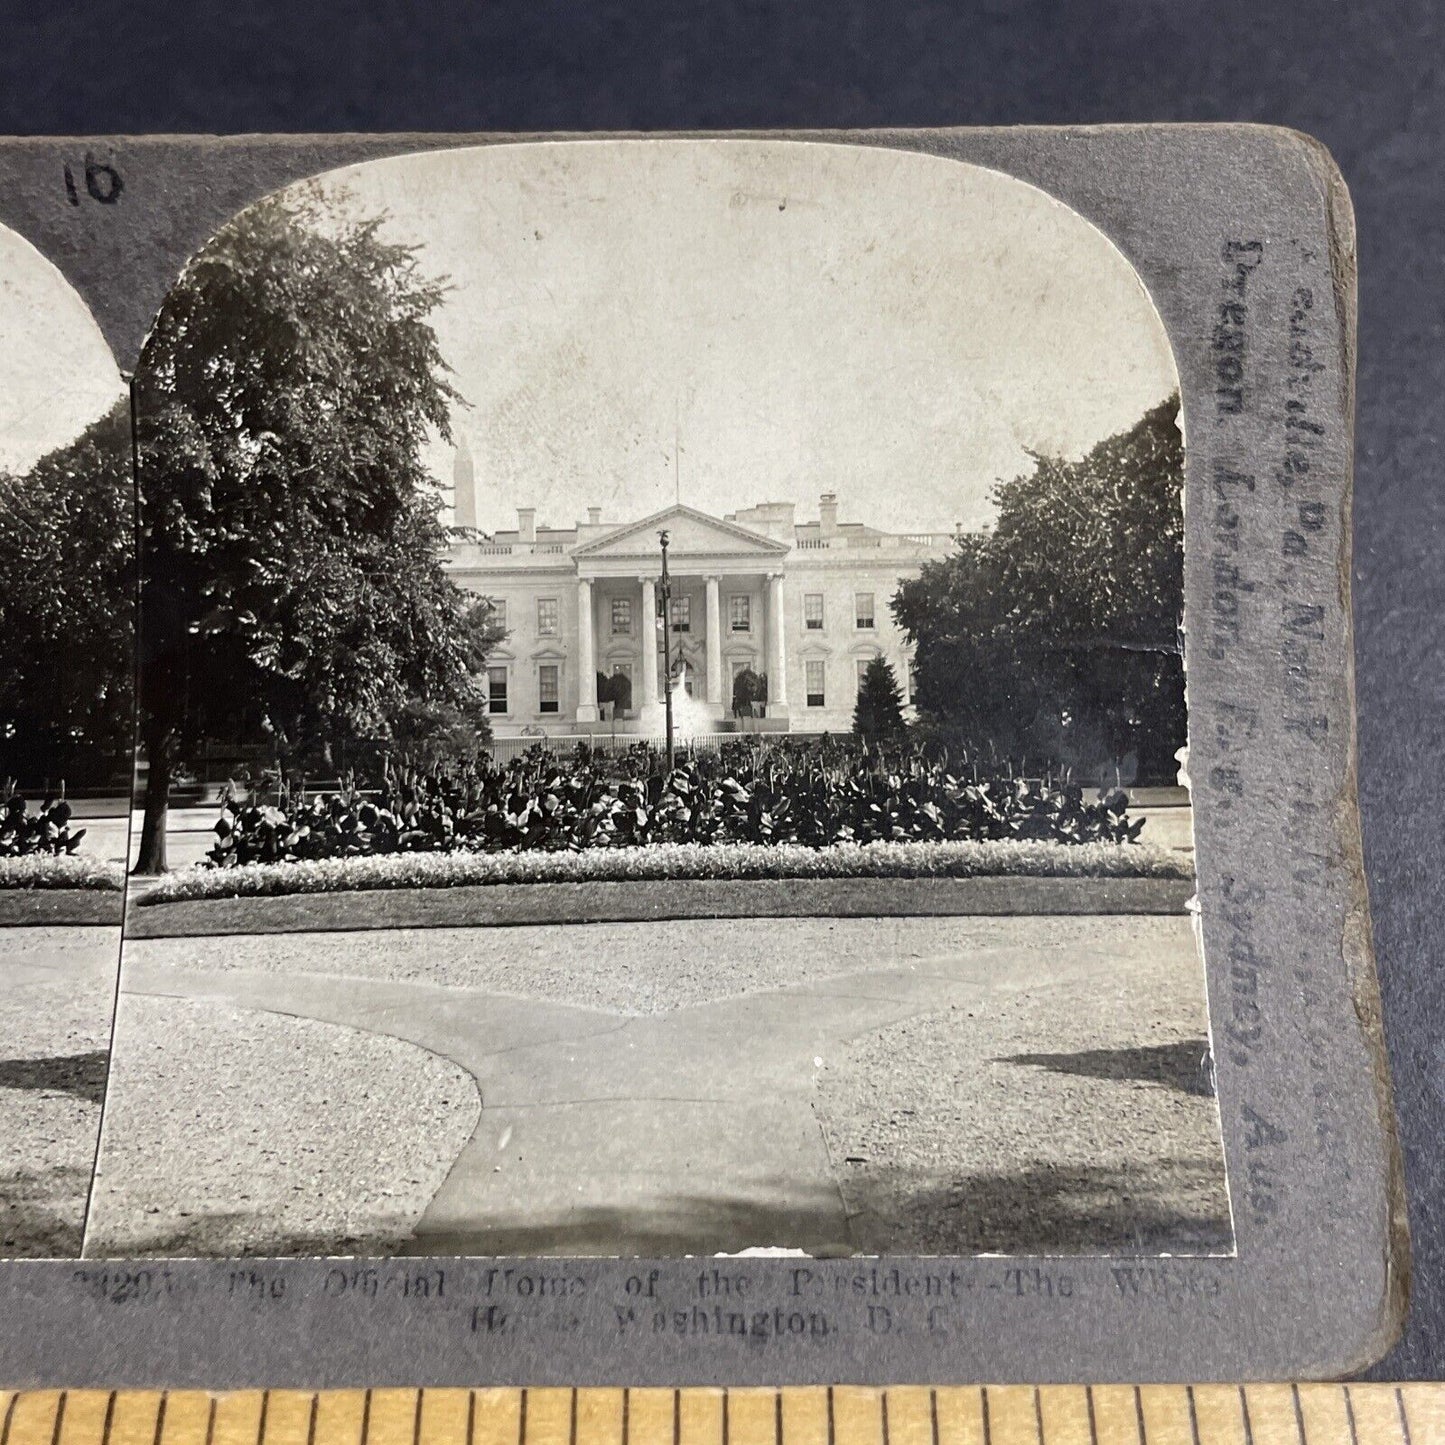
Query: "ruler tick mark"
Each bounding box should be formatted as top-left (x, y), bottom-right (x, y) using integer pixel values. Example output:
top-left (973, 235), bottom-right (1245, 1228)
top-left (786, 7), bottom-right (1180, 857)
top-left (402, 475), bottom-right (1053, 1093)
top-left (928, 1391), bottom-right (939, 1445)
top-left (101, 1394), bottom-right (117, 1445)
top-left (1135, 1388), bottom-right (1147, 1445)
top-left (827, 1388), bottom-right (835, 1445)
top-left (983, 1388), bottom-right (994, 1445)
top-left (49, 1394), bottom-right (66, 1445)
top-left (151, 1394), bottom-right (166, 1445)
top-left (1239, 1389), bottom-right (1255, 1445)
top-left (1343, 1388), bottom-right (1359, 1445)
top-left (621, 1390), bottom-right (629, 1445)
top-left (203, 1399), bottom-right (215, 1445)
top-left (1034, 1389), bottom-right (1044, 1445)
top-left (306, 1397), bottom-right (317, 1445)
top-left (1290, 1385), bottom-right (1305, 1445)
top-left (1396, 1389), bottom-right (1412, 1445)
top-left (570, 1391), bottom-right (577, 1445)
top-left (518, 1389), bottom-right (527, 1445)
top-left (414, 1391), bottom-right (425, 1445)
top-left (881, 1390), bottom-right (890, 1445)
top-left (361, 1390), bottom-right (373, 1445)
top-left (258, 1391), bottom-right (270, 1445)
top-left (1187, 1387), bottom-right (1201, 1445)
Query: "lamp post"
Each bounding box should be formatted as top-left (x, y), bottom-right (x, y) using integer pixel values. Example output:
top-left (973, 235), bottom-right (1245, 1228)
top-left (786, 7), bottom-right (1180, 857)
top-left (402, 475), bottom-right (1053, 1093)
top-left (658, 529), bottom-right (675, 773)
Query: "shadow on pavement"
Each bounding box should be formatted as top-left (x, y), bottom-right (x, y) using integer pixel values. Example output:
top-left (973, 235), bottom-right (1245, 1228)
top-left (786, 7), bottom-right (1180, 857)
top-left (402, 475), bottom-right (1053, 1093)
top-left (842, 1159), bottom-right (1233, 1255)
top-left (997, 1039), bottom-right (1216, 1097)
top-left (0, 1050), bottom-right (110, 1106)
top-left (90, 1162), bottom-right (1233, 1258)
top-left (0, 1165), bottom-right (89, 1257)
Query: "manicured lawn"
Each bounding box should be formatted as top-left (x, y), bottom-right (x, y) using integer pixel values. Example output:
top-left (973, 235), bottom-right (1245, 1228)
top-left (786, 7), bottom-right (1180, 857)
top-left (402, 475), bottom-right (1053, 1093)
top-left (126, 874), bottom-right (1197, 939)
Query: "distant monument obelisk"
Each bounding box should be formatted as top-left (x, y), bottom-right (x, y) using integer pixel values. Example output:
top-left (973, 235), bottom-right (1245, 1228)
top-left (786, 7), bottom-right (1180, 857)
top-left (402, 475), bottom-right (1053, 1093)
top-left (452, 436), bottom-right (477, 529)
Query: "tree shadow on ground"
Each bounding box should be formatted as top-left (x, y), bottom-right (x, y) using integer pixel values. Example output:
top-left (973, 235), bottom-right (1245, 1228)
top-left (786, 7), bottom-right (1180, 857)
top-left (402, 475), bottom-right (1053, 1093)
top-left (997, 1039), bottom-right (1215, 1097)
top-left (94, 1188), bottom-right (848, 1260)
top-left (94, 1163), bottom-right (1232, 1258)
top-left (0, 1166), bottom-right (88, 1257)
top-left (845, 1160), bottom-right (1233, 1255)
top-left (0, 1050), bottom-right (109, 1106)
top-left (81, 1213), bottom-right (420, 1260)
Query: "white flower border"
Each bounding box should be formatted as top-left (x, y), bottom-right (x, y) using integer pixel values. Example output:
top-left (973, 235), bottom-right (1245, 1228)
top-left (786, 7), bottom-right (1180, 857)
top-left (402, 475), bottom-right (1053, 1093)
top-left (0, 855), bottom-right (126, 891)
top-left (140, 837), bottom-right (1193, 904)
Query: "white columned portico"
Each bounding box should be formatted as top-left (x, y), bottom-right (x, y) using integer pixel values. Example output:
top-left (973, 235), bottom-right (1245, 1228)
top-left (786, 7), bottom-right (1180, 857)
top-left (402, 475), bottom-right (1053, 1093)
top-left (640, 575), bottom-right (660, 719)
top-left (705, 575), bottom-right (724, 716)
top-left (767, 572), bottom-right (789, 720)
top-left (576, 577), bottom-right (598, 722)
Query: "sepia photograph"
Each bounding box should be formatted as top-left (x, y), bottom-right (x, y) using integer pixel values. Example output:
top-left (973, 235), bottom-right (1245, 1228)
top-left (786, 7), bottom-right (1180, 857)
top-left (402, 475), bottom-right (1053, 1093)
top-left (0, 222), bottom-right (132, 1256)
top-left (78, 138), bottom-right (1229, 1260)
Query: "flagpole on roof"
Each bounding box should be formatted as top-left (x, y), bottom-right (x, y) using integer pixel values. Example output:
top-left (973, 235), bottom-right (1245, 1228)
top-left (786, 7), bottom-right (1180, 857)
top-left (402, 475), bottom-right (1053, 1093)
top-left (673, 398), bottom-right (681, 506)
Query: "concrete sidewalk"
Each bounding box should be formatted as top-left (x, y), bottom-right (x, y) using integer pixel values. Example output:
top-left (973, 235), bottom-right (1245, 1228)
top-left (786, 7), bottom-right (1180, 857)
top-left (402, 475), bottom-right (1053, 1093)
top-left (0, 927), bottom-right (120, 1256)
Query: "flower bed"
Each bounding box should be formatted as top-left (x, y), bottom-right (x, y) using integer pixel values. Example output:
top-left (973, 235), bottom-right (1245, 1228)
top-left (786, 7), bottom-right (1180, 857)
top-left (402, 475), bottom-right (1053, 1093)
top-left (200, 739), bottom-right (1152, 870)
top-left (2, 788), bottom-right (92, 857)
top-left (139, 837), bottom-right (1192, 904)
top-left (0, 854), bottom-right (125, 891)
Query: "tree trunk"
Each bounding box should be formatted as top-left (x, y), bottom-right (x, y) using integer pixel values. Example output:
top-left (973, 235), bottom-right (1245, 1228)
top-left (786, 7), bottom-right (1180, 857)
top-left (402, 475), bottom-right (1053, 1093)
top-left (132, 730), bottom-right (173, 875)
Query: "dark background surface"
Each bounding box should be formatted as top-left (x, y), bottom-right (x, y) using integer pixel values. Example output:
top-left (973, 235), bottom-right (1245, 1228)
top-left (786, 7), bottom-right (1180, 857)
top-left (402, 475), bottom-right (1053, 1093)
top-left (1, 0), bottom-right (1440, 1380)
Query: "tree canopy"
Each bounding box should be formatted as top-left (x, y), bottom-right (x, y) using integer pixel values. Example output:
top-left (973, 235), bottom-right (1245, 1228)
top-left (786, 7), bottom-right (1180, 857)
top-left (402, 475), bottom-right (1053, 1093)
top-left (133, 189), bottom-right (498, 868)
top-left (597, 669), bottom-right (634, 715)
top-left (0, 401), bottom-right (134, 788)
top-left (893, 393), bottom-right (1185, 782)
top-left (731, 667), bottom-right (767, 717)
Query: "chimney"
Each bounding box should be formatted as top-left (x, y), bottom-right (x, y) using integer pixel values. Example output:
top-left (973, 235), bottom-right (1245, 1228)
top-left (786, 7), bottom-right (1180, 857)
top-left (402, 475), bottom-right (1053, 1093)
top-left (588, 506), bottom-right (602, 526)
top-left (517, 507), bottom-right (536, 543)
top-left (819, 492), bottom-right (839, 538)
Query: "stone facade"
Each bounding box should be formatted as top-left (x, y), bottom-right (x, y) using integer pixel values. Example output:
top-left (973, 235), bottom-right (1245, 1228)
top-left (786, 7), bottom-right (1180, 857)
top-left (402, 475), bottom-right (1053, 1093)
top-left (445, 494), bottom-right (958, 737)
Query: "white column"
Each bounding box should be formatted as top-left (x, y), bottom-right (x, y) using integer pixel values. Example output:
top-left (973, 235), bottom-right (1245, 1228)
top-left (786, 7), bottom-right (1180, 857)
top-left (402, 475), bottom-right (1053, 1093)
top-left (705, 575), bottom-right (724, 717)
top-left (640, 576), bottom-right (661, 723)
top-left (576, 577), bottom-right (598, 722)
top-left (767, 573), bottom-right (789, 721)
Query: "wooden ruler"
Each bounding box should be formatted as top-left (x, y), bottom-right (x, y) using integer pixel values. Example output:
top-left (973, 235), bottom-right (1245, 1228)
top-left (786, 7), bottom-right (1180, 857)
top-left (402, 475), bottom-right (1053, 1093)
top-left (1, 1388), bottom-right (1442, 1445)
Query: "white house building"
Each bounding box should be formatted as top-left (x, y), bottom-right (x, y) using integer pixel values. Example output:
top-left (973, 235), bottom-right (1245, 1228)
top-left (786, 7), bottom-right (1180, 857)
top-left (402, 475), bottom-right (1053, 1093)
top-left (445, 490), bottom-right (959, 738)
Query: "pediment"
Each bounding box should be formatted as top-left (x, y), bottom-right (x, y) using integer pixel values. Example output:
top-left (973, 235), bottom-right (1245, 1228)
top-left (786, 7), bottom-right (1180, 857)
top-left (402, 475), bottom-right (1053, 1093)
top-left (574, 504), bottom-right (789, 562)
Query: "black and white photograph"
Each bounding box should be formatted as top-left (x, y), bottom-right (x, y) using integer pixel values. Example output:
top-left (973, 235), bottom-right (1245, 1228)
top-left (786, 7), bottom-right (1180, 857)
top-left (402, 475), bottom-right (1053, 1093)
top-left (65, 138), bottom-right (1229, 1260)
top-left (0, 222), bottom-right (132, 1256)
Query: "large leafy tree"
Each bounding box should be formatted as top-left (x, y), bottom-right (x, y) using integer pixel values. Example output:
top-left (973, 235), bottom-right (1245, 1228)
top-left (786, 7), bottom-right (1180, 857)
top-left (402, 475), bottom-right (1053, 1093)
top-left (0, 402), bottom-right (135, 788)
top-left (133, 189), bottom-right (495, 872)
top-left (894, 393), bottom-right (1185, 782)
